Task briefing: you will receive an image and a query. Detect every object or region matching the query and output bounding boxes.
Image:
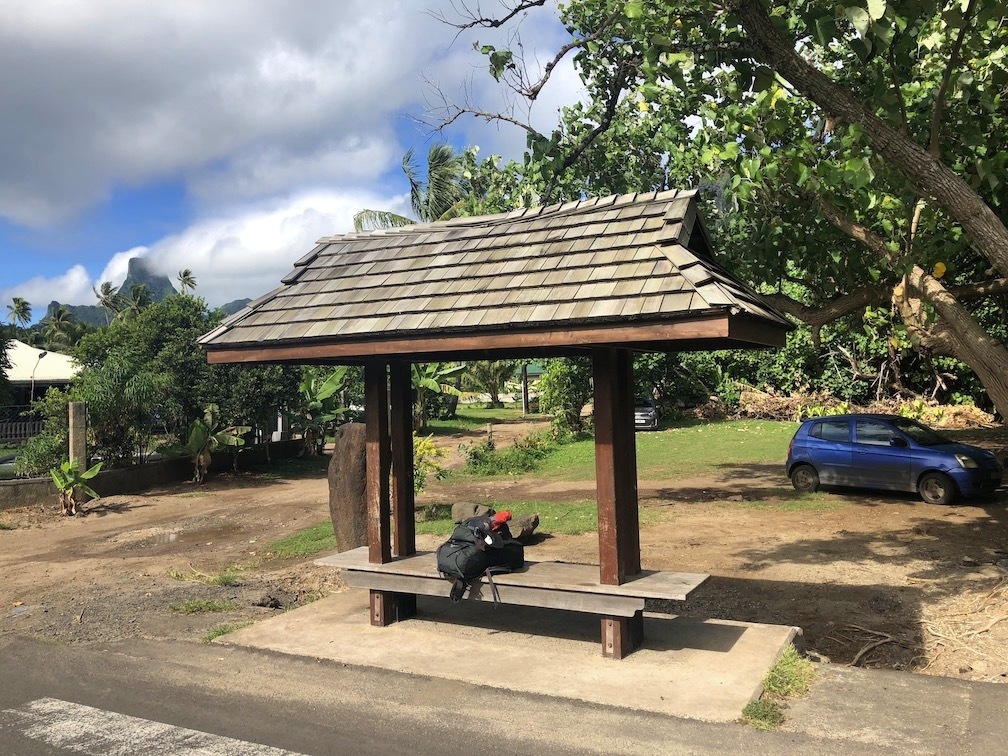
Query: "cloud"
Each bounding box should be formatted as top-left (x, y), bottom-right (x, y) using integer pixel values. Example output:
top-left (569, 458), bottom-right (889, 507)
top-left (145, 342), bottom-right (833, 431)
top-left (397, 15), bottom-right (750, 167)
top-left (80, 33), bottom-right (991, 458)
top-left (0, 1), bottom-right (569, 227)
top-left (0, 265), bottom-right (94, 314)
top-left (2, 189), bottom-right (413, 315)
top-left (136, 190), bottom-right (414, 306)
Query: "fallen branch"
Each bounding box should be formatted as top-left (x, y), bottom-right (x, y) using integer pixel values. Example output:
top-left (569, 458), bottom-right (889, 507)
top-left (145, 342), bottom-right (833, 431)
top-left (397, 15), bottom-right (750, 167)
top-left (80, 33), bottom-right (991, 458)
top-left (967, 615), bottom-right (1008, 638)
top-left (851, 633), bottom-right (895, 667)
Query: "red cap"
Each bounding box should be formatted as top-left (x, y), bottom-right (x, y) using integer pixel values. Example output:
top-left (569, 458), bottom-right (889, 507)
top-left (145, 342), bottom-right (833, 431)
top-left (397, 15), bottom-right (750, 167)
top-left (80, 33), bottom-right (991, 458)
top-left (491, 510), bottom-right (512, 529)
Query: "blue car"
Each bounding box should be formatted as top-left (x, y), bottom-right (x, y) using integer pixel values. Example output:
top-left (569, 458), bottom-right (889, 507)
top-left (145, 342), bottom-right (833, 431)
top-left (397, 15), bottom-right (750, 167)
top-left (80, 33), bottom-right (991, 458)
top-left (786, 414), bottom-right (1003, 504)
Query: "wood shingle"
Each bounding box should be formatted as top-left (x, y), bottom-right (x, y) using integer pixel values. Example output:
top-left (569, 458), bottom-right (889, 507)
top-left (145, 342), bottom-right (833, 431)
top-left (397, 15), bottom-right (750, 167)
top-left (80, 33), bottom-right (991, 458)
top-left (200, 190), bottom-right (791, 362)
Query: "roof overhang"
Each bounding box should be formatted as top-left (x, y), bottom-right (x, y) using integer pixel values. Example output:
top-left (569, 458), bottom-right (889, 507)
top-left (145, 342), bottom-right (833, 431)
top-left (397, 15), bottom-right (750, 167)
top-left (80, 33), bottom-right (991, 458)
top-left (204, 311), bottom-right (787, 365)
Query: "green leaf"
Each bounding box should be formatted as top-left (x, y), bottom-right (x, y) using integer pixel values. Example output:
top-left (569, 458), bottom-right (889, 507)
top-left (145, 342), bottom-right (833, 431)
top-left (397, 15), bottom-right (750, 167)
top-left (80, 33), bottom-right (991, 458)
top-left (844, 6), bottom-right (871, 35)
top-left (80, 483), bottom-right (100, 500)
top-left (720, 142), bottom-right (740, 161)
top-left (867, 0), bottom-right (886, 21)
top-left (80, 462), bottom-right (103, 480)
top-left (639, 82), bottom-right (662, 101)
top-left (624, 0), bottom-right (644, 19)
top-left (815, 16), bottom-right (837, 45)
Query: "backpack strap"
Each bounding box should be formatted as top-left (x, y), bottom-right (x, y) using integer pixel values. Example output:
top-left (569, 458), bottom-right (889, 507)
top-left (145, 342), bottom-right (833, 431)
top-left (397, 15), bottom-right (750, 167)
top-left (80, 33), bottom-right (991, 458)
top-left (449, 578), bottom-right (468, 602)
top-left (483, 565), bottom-right (513, 607)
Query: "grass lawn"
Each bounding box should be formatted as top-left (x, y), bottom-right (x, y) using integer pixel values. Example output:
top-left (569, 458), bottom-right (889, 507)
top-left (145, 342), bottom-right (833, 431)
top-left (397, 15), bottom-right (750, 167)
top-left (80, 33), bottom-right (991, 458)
top-left (540, 419), bottom-right (799, 481)
top-left (416, 499), bottom-right (665, 537)
top-left (427, 405), bottom-right (545, 436)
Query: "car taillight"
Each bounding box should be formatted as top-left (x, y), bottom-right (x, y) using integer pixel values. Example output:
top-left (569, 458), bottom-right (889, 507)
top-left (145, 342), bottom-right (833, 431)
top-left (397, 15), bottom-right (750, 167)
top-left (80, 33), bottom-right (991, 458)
top-left (788, 434), bottom-right (795, 458)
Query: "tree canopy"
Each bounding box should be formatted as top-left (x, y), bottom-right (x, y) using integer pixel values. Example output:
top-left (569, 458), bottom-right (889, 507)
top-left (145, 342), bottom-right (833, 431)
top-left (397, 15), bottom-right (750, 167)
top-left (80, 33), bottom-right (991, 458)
top-left (440, 0), bottom-right (1008, 418)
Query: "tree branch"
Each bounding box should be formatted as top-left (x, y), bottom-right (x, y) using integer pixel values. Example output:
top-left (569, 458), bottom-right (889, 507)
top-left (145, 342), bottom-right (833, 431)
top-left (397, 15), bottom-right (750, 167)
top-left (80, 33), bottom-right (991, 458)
top-left (888, 46), bottom-right (910, 136)
top-left (929, 0), bottom-right (977, 157)
top-left (523, 9), bottom-right (622, 101)
top-left (728, 0), bottom-right (1008, 278)
top-left (431, 0), bottom-right (547, 31)
top-left (541, 58), bottom-right (632, 203)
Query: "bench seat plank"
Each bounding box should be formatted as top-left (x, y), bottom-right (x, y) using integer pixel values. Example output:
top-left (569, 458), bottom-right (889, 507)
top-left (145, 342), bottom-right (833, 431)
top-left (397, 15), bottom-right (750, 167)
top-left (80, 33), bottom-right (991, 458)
top-left (316, 546), bottom-right (708, 602)
top-left (340, 570), bottom-right (646, 616)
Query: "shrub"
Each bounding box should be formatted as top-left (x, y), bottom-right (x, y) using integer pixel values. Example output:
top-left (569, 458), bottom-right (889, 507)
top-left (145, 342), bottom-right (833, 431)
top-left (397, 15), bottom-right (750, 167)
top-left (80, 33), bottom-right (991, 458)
top-left (13, 387), bottom-right (71, 477)
top-left (413, 433), bottom-right (447, 492)
top-left (463, 430), bottom-right (556, 475)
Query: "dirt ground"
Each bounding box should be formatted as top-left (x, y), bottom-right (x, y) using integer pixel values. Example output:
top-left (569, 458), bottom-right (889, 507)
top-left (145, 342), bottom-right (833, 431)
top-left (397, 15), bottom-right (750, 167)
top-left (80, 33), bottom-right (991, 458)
top-left (2, 419), bottom-right (1006, 685)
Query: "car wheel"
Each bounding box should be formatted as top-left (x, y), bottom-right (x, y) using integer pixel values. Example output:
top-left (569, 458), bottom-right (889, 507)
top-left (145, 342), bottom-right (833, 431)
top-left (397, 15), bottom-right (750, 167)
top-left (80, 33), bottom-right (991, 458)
top-left (791, 464), bottom-right (819, 493)
top-left (918, 472), bottom-right (956, 505)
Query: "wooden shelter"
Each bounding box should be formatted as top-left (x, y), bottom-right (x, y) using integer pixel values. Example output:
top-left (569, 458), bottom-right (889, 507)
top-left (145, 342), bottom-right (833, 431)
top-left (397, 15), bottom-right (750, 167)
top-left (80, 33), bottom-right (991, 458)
top-left (200, 189), bottom-right (791, 657)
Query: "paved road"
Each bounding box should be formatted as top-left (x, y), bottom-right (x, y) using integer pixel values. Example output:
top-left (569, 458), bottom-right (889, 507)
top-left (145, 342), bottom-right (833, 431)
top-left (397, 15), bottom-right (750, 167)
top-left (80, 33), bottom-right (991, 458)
top-left (0, 635), bottom-right (863, 755)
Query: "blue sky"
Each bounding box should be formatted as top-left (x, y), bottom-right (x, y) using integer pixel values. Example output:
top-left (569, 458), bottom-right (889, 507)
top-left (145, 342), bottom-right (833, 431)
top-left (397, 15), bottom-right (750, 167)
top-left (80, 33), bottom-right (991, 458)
top-left (0, 1), bottom-right (580, 320)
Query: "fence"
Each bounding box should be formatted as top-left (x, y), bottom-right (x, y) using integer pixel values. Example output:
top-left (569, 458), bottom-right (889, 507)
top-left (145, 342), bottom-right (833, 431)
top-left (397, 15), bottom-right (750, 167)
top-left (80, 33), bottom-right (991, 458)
top-left (0, 405), bottom-right (42, 445)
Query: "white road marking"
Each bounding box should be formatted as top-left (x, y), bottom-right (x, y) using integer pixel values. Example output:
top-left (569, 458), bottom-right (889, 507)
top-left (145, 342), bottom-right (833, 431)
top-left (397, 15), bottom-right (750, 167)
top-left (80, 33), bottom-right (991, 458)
top-left (1, 697), bottom-right (304, 755)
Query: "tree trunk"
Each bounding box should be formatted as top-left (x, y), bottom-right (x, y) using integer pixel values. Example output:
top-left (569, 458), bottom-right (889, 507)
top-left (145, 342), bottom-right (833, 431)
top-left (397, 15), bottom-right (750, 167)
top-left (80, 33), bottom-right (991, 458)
top-left (731, 0), bottom-right (1008, 278)
top-left (895, 266), bottom-right (1008, 420)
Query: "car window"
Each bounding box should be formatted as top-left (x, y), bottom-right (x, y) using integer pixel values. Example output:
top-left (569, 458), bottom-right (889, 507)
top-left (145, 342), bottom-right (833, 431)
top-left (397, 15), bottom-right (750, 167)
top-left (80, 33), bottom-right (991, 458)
top-left (855, 420), bottom-right (899, 446)
top-left (888, 417), bottom-right (949, 446)
top-left (809, 420), bottom-right (849, 442)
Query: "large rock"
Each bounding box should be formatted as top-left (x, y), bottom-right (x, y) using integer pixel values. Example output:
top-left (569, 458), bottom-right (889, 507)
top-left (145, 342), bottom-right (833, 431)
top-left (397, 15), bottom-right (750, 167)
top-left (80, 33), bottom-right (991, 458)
top-left (451, 502), bottom-right (494, 523)
top-left (509, 514), bottom-right (540, 544)
top-left (328, 423), bottom-right (368, 551)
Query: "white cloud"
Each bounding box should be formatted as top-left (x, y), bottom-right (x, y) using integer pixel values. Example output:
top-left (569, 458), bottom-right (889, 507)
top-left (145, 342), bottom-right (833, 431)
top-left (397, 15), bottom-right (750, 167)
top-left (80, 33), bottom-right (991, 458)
top-left (2, 190), bottom-right (415, 314)
top-left (0, 265), bottom-right (94, 312)
top-left (137, 190), bottom-right (413, 307)
top-left (0, 1), bottom-right (569, 226)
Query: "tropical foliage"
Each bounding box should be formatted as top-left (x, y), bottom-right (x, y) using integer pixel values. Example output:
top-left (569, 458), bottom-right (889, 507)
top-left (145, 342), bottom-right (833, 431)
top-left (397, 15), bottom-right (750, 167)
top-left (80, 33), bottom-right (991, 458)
top-left (292, 367), bottom-right (349, 455)
top-left (412, 362), bottom-right (466, 431)
top-left (463, 360), bottom-right (518, 408)
top-left (182, 404), bottom-right (251, 482)
top-left (49, 458), bottom-right (102, 516)
top-left (442, 0), bottom-right (1008, 421)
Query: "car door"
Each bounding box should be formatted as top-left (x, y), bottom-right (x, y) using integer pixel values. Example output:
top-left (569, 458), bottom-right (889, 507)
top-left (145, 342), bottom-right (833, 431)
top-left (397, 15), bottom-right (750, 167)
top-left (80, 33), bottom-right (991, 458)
top-left (805, 418), bottom-right (853, 485)
top-left (852, 419), bottom-right (912, 490)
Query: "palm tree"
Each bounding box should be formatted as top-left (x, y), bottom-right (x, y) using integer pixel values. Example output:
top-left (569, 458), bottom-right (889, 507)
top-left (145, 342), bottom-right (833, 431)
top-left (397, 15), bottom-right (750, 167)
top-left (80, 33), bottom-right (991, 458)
top-left (463, 360), bottom-right (519, 408)
top-left (44, 305), bottom-right (73, 347)
top-left (93, 281), bottom-right (121, 325)
top-left (354, 144), bottom-right (466, 231)
top-left (118, 284), bottom-right (151, 322)
top-left (6, 297), bottom-right (31, 331)
top-left (177, 269), bottom-right (196, 294)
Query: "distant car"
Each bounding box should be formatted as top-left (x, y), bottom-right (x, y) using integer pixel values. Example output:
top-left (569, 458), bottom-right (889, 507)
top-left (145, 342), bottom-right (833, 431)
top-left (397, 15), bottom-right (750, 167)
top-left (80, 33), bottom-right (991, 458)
top-left (786, 414), bottom-right (1003, 504)
top-left (634, 398), bottom-right (658, 431)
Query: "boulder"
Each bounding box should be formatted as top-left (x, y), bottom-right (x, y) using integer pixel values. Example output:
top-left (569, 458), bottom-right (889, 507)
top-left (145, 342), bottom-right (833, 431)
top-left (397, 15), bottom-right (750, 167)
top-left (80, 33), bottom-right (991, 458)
top-left (328, 423), bottom-right (368, 551)
top-left (451, 502), bottom-right (494, 523)
top-left (509, 514), bottom-right (540, 543)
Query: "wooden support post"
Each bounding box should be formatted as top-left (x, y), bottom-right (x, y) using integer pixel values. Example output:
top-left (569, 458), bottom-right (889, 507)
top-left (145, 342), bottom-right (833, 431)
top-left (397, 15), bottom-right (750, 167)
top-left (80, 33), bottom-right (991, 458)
top-left (388, 361), bottom-right (417, 620)
top-left (593, 348), bottom-right (642, 658)
top-left (602, 612), bottom-right (644, 659)
top-left (364, 362), bottom-right (391, 568)
top-left (389, 362), bottom-right (415, 557)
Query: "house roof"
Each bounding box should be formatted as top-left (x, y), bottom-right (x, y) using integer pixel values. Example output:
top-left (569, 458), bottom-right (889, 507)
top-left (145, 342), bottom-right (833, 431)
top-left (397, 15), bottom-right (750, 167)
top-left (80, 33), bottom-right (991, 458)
top-left (200, 189), bottom-right (791, 364)
top-left (5, 340), bottom-right (79, 384)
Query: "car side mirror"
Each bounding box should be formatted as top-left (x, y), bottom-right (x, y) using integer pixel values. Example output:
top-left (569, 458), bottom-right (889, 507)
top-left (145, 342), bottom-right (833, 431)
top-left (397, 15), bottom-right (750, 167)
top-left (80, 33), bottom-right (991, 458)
top-left (889, 437), bottom-right (908, 448)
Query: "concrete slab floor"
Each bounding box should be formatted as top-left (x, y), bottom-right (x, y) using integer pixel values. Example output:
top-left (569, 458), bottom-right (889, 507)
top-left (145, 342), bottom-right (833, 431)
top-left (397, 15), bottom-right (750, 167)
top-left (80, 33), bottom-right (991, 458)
top-left (223, 588), bottom-right (801, 723)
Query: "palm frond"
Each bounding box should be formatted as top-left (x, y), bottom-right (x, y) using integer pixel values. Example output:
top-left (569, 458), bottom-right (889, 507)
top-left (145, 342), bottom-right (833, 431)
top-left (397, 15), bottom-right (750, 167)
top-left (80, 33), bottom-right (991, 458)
top-left (353, 209), bottom-right (416, 232)
top-left (402, 147), bottom-right (426, 220)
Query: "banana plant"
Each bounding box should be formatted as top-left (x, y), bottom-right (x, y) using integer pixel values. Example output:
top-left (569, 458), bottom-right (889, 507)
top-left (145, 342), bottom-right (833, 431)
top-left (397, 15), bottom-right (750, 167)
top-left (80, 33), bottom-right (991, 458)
top-left (50, 459), bottom-right (103, 516)
top-left (412, 363), bottom-right (466, 432)
top-left (293, 367), bottom-right (349, 455)
top-left (185, 404), bottom-right (251, 483)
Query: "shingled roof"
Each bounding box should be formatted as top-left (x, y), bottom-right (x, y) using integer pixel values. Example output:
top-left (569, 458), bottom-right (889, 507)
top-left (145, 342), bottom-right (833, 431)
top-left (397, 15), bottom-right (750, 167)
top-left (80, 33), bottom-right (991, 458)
top-left (200, 189), bottom-right (791, 363)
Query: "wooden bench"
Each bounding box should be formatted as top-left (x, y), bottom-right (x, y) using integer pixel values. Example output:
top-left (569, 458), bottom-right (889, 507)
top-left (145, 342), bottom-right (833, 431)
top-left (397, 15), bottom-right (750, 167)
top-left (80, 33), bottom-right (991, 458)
top-left (316, 547), bottom-right (709, 658)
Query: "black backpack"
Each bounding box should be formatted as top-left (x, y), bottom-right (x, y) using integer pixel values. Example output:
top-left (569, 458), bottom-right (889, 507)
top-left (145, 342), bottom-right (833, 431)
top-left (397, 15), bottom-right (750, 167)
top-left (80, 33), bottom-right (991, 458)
top-left (436, 516), bottom-right (524, 602)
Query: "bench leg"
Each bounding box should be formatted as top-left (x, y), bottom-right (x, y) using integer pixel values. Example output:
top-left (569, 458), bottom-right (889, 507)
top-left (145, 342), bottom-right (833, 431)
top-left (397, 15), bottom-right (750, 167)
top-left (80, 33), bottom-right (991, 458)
top-left (370, 591), bottom-right (417, 627)
top-left (601, 611), bottom-right (644, 659)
